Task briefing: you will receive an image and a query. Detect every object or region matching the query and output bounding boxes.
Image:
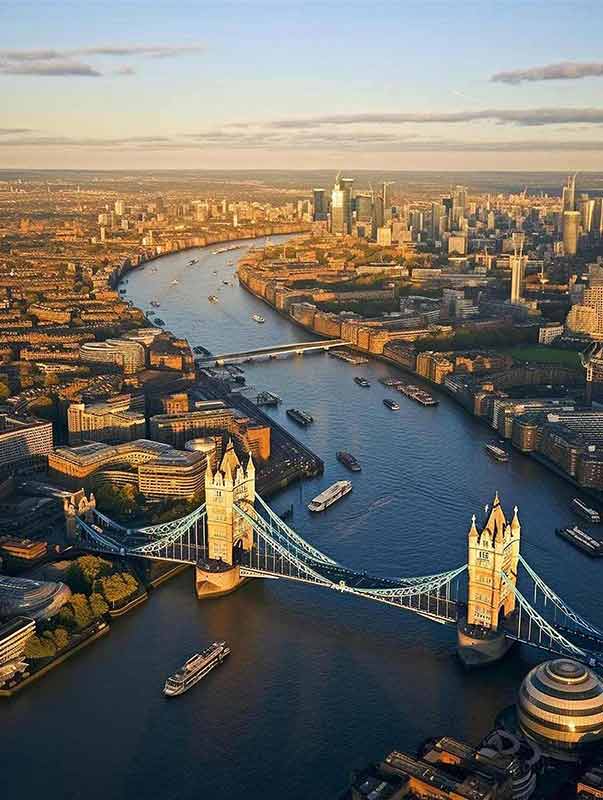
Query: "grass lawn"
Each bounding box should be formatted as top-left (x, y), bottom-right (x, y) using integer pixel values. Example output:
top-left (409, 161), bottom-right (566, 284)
top-left (499, 345), bottom-right (580, 368)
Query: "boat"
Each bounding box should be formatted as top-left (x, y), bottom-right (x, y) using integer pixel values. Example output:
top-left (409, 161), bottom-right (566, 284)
top-left (383, 398), bottom-right (400, 411)
top-left (171, 279), bottom-right (179, 285)
top-left (571, 498), bottom-right (601, 523)
top-left (163, 641), bottom-right (231, 697)
top-left (556, 526), bottom-right (603, 557)
top-left (252, 314), bottom-right (265, 323)
top-left (308, 480), bottom-right (352, 512)
top-left (286, 408), bottom-right (314, 426)
top-left (211, 245), bottom-right (243, 255)
top-left (354, 376), bottom-right (370, 387)
top-left (223, 280), bottom-right (230, 286)
top-left (337, 451), bottom-right (361, 472)
top-left (150, 300), bottom-right (161, 308)
top-left (189, 257), bottom-right (199, 265)
top-left (154, 318), bottom-right (165, 326)
top-left (193, 345), bottom-right (212, 356)
top-left (208, 295), bottom-right (219, 304)
top-left (485, 444), bottom-right (509, 463)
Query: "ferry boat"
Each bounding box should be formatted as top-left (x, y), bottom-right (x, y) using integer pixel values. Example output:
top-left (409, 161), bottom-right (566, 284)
top-left (571, 498), bottom-right (601, 523)
top-left (485, 444), bottom-right (509, 463)
top-left (556, 526), bottom-right (603, 557)
top-left (383, 398), bottom-right (400, 411)
top-left (354, 376), bottom-right (370, 387)
top-left (337, 451), bottom-right (361, 472)
top-left (163, 641), bottom-right (230, 697)
top-left (308, 480), bottom-right (352, 512)
top-left (286, 408), bottom-right (314, 426)
top-left (252, 314), bottom-right (265, 323)
top-left (208, 295), bottom-right (219, 304)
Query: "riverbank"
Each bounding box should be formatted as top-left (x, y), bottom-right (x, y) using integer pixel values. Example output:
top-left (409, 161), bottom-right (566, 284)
top-left (0, 621), bottom-right (110, 697)
top-left (237, 269), bottom-right (600, 505)
top-left (112, 223), bottom-right (310, 291)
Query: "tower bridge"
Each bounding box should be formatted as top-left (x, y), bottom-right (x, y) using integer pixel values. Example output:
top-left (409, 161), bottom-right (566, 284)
top-left (72, 441), bottom-right (603, 670)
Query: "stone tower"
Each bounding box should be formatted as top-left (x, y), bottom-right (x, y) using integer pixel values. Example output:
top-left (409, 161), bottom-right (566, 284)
top-left (196, 440), bottom-right (255, 600)
top-left (458, 492), bottom-right (521, 667)
top-left (466, 492), bottom-right (520, 630)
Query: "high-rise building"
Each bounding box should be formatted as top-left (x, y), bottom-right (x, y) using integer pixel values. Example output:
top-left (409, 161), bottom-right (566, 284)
top-left (354, 193), bottom-right (373, 223)
top-left (330, 174), bottom-right (353, 235)
top-left (592, 198), bottom-right (603, 239)
top-left (563, 210), bottom-right (581, 256)
top-left (510, 232), bottom-right (527, 304)
top-left (312, 188), bottom-right (326, 221)
top-left (562, 173), bottom-right (576, 211)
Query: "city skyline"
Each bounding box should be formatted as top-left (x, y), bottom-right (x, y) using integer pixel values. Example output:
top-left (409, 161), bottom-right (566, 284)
top-left (2, 0), bottom-right (603, 170)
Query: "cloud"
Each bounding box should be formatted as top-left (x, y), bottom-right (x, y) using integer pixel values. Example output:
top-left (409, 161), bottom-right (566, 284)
top-left (0, 44), bottom-right (203, 78)
top-left (492, 61), bottom-right (603, 84)
top-left (0, 45), bottom-right (204, 61)
top-left (265, 108), bottom-right (603, 128)
top-left (3, 130), bottom-right (603, 154)
top-left (0, 60), bottom-right (101, 77)
top-left (0, 128), bottom-right (35, 135)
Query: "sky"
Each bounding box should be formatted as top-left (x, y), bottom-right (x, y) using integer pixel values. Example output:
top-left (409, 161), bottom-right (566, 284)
top-left (1, 0), bottom-right (603, 171)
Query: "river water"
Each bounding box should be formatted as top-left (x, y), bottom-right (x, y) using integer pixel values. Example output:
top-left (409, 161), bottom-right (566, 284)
top-left (5, 235), bottom-right (602, 800)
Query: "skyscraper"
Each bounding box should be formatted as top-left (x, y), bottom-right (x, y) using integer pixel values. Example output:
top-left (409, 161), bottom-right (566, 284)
top-left (510, 232), bottom-right (527, 304)
top-left (330, 174), bottom-right (353, 235)
top-left (312, 188), bottom-right (327, 221)
top-left (563, 211), bottom-right (581, 256)
top-left (562, 174), bottom-right (577, 212)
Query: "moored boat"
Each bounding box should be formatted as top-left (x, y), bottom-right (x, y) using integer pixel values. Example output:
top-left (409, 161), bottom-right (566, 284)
top-left (571, 498), bottom-right (601, 523)
top-left (556, 526), bottom-right (603, 556)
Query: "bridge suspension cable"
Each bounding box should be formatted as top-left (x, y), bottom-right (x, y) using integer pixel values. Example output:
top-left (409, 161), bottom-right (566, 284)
top-left (501, 571), bottom-right (588, 660)
top-left (519, 554), bottom-right (603, 639)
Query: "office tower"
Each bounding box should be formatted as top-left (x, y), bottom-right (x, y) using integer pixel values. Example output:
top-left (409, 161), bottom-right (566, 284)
top-left (563, 210), bottom-right (581, 256)
top-left (452, 185), bottom-right (467, 228)
top-left (114, 199), bottom-right (125, 216)
top-left (312, 188), bottom-right (327, 221)
top-left (510, 232), bottom-right (527, 304)
top-left (430, 202), bottom-right (442, 240)
top-left (330, 174), bottom-right (353, 235)
top-left (562, 174), bottom-right (577, 212)
top-left (355, 194), bottom-right (373, 223)
top-left (578, 196), bottom-right (595, 234)
top-left (593, 199), bottom-right (603, 239)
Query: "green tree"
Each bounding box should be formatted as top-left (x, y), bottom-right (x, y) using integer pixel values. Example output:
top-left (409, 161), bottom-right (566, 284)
top-left (89, 592), bottom-right (109, 618)
top-left (24, 634), bottom-right (57, 660)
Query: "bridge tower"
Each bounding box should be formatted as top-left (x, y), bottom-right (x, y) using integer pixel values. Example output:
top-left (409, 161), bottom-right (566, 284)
top-left (196, 439), bottom-right (255, 599)
top-left (457, 492), bottom-right (521, 667)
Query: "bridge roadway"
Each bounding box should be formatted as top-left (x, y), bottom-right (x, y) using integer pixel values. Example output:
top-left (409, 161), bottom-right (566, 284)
top-left (196, 339), bottom-right (349, 366)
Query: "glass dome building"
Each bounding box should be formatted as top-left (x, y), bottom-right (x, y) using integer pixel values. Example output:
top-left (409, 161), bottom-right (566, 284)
top-left (518, 658), bottom-right (603, 753)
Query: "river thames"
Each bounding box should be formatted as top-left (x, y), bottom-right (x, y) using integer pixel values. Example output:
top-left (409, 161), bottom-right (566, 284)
top-left (5, 235), bottom-right (602, 800)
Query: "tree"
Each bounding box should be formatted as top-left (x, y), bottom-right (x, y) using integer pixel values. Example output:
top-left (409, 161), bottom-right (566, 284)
top-left (89, 592), bottom-right (109, 618)
top-left (24, 634), bottom-right (57, 660)
top-left (51, 627), bottom-right (71, 651)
